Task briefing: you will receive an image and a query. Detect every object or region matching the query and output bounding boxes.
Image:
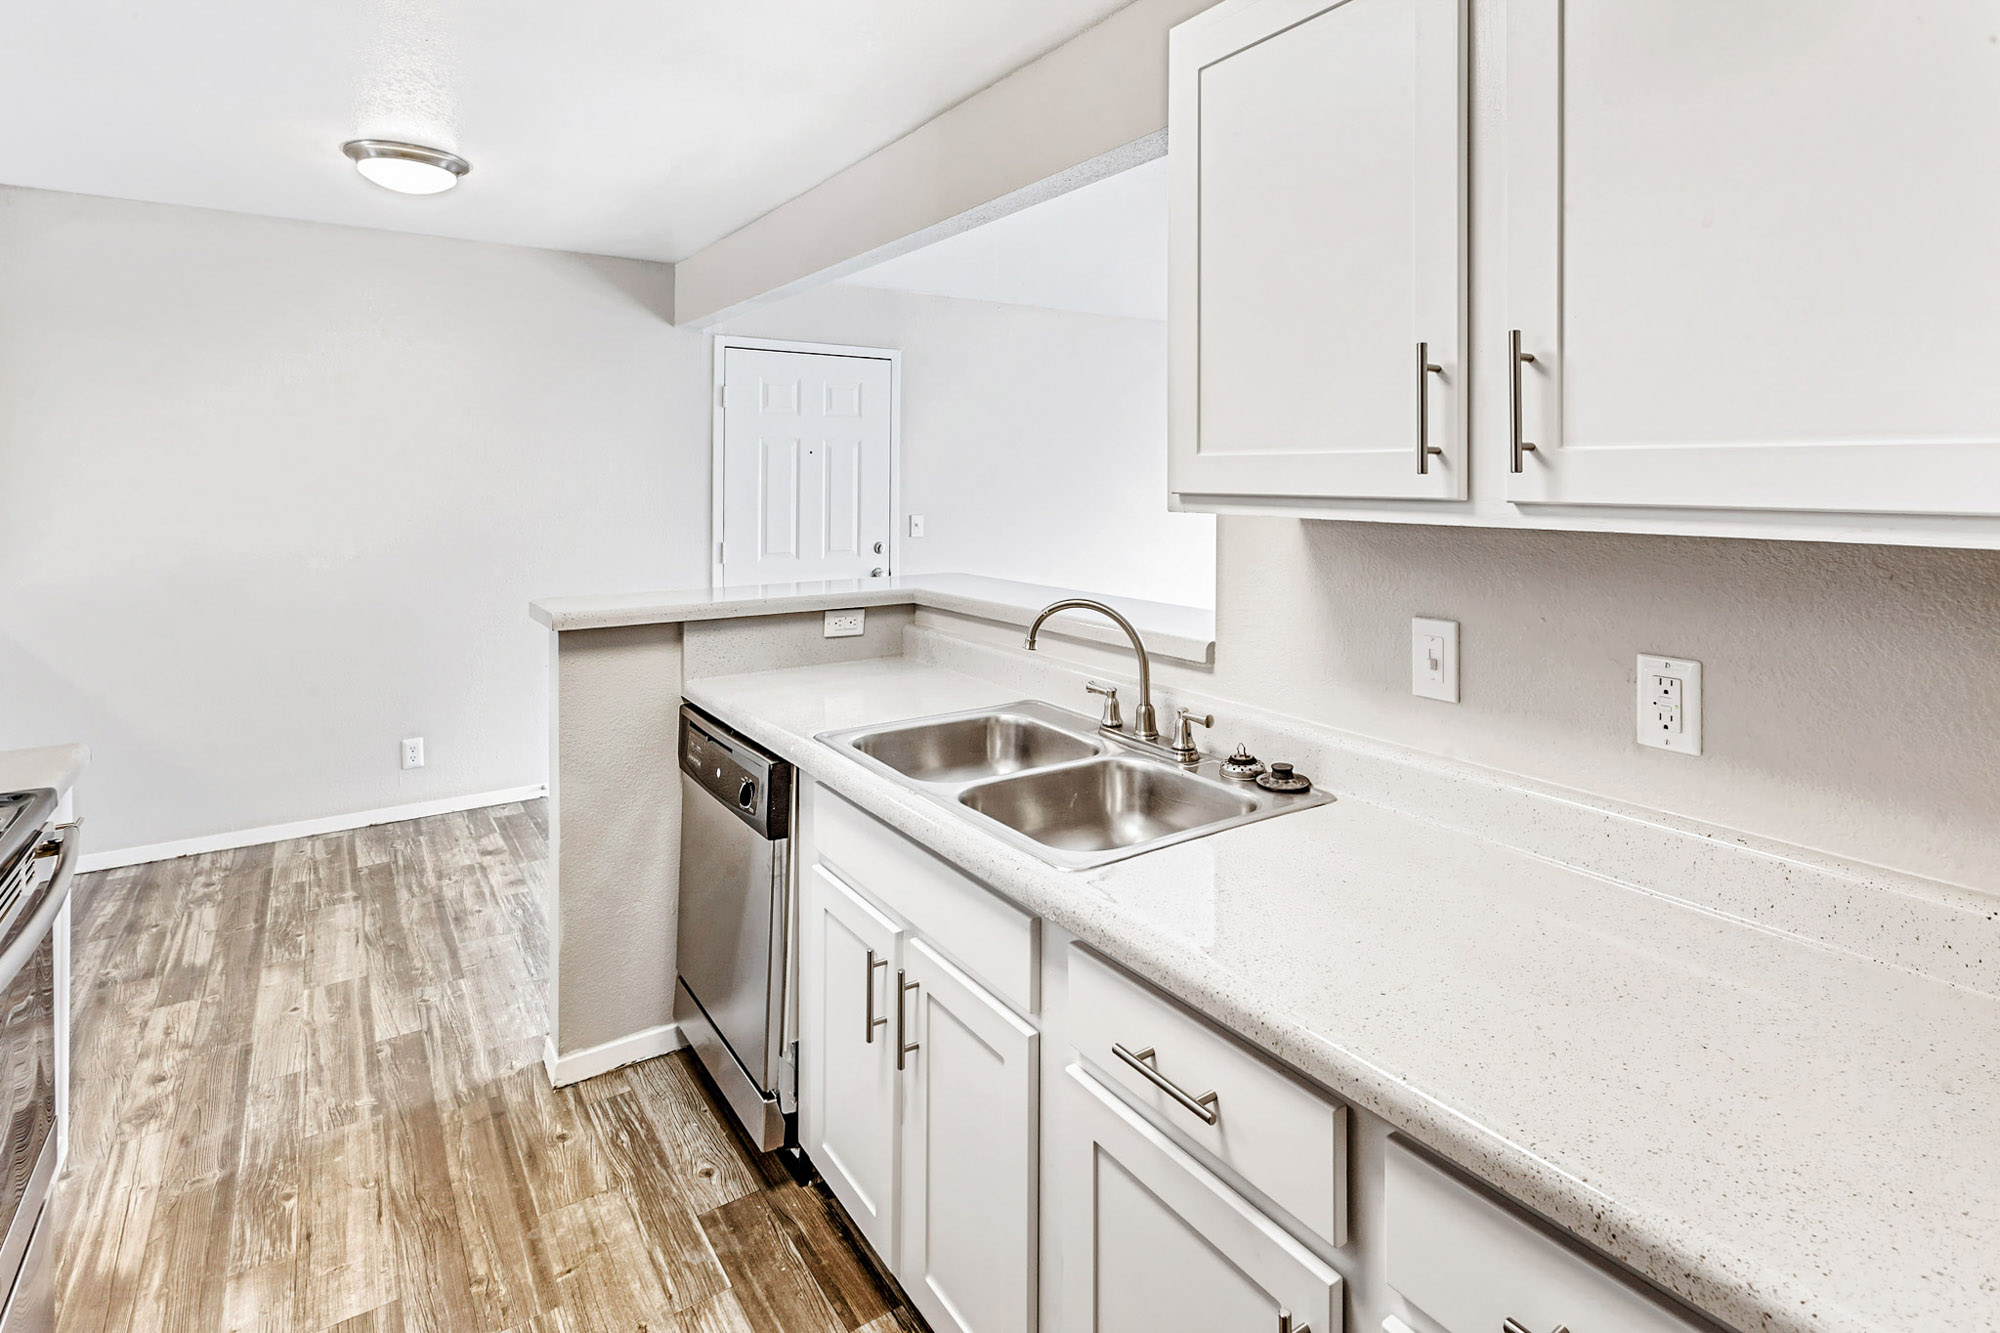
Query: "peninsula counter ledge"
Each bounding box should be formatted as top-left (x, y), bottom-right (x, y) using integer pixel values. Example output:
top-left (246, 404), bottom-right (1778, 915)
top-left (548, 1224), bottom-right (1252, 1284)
top-left (529, 574), bottom-right (1216, 1087)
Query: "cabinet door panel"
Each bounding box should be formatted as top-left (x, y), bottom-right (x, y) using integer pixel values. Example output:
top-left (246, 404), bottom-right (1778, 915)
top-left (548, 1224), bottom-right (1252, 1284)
top-left (1506, 0), bottom-right (2000, 514)
top-left (1057, 1063), bottom-right (1343, 1333)
top-left (897, 939), bottom-right (1038, 1333)
top-left (1170, 0), bottom-right (1465, 502)
top-left (804, 865), bottom-right (901, 1260)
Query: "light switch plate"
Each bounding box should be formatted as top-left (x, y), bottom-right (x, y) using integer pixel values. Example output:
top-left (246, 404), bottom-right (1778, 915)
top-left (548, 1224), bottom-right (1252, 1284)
top-left (824, 609), bottom-right (866, 639)
top-left (1637, 654), bottom-right (1702, 755)
top-left (1411, 617), bottom-right (1459, 703)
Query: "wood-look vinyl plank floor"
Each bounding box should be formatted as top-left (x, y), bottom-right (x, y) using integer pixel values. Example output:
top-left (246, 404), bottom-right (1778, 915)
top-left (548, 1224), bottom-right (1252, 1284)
top-left (54, 801), bottom-right (921, 1333)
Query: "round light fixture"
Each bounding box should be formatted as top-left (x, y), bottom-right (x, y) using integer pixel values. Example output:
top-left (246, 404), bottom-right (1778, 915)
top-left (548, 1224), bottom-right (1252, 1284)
top-left (341, 140), bottom-right (471, 195)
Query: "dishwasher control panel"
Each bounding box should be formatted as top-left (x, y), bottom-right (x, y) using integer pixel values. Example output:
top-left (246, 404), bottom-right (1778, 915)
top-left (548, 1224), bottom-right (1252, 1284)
top-left (680, 704), bottom-right (791, 840)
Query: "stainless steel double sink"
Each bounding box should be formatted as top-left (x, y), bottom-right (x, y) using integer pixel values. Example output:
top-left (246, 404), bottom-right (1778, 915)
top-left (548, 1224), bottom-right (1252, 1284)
top-left (818, 700), bottom-right (1330, 870)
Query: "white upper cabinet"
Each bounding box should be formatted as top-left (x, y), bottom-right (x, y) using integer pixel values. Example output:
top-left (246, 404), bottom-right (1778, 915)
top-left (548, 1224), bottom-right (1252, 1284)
top-left (1169, 0), bottom-right (1467, 503)
top-left (1506, 0), bottom-right (2000, 518)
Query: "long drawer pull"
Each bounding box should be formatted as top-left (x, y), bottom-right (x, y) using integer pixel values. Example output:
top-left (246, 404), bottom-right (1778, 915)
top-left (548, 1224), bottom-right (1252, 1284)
top-left (1502, 1320), bottom-right (1569, 1333)
top-left (896, 970), bottom-right (920, 1071)
top-left (1112, 1043), bottom-right (1220, 1125)
top-left (863, 949), bottom-right (889, 1044)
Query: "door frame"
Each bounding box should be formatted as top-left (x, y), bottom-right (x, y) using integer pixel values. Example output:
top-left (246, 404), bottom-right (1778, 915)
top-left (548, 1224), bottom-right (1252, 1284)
top-left (711, 335), bottom-right (903, 587)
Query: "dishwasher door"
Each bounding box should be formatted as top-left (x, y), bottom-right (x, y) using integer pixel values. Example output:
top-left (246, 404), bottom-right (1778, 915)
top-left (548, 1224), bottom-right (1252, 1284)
top-left (675, 705), bottom-right (792, 1150)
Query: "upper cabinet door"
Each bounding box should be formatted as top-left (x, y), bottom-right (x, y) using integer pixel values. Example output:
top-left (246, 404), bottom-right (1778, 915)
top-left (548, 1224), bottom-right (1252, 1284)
top-left (1169, 0), bottom-right (1467, 503)
top-left (1505, 0), bottom-right (2000, 516)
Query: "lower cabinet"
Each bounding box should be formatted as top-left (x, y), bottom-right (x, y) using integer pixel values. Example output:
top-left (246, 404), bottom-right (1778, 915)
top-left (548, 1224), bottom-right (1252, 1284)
top-left (898, 938), bottom-right (1038, 1333)
top-left (805, 865), bottom-right (902, 1259)
top-left (1057, 1062), bottom-right (1345, 1333)
top-left (801, 852), bottom-right (1037, 1333)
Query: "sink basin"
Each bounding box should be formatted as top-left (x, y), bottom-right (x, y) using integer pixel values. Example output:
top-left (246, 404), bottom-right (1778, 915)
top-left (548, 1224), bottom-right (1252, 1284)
top-left (848, 710), bottom-right (1100, 784)
top-left (817, 699), bottom-right (1329, 870)
top-left (958, 757), bottom-right (1258, 855)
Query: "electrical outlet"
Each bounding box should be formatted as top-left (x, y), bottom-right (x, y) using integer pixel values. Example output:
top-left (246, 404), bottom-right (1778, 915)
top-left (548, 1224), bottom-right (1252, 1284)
top-left (1637, 654), bottom-right (1701, 755)
top-left (908, 514), bottom-right (926, 538)
top-left (401, 736), bottom-right (425, 770)
top-left (1411, 617), bottom-right (1459, 703)
top-left (824, 609), bottom-right (866, 639)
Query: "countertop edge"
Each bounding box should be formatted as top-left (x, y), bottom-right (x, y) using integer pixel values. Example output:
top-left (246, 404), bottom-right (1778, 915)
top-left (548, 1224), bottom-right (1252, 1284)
top-left (680, 676), bottom-right (1841, 1333)
top-left (529, 576), bottom-right (1219, 666)
top-left (0, 744), bottom-right (90, 802)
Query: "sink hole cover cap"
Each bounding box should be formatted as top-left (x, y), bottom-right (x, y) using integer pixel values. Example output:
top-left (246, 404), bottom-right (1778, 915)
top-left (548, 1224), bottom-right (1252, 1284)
top-left (1220, 744), bottom-right (1268, 781)
top-left (1255, 762), bottom-right (1312, 793)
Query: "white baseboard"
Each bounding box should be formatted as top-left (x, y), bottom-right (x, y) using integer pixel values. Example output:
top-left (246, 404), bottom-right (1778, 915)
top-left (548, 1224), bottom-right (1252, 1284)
top-left (543, 1023), bottom-right (685, 1087)
top-left (77, 783), bottom-right (549, 873)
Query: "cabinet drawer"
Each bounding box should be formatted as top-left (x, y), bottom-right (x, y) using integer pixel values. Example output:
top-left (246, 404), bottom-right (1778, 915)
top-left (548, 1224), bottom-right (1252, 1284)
top-left (1385, 1139), bottom-right (1706, 1333)
top-left (813, 787), bottom-right (1037, 1014)
top-left (1068, 945), bottom-right (1347, 1247)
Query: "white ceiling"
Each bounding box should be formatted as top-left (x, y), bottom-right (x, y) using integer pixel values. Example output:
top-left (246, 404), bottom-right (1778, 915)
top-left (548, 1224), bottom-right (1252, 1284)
top-left (841, 156), bottom-right (1169, 320)
top-left (0, 0), bottom-right (1132, 263)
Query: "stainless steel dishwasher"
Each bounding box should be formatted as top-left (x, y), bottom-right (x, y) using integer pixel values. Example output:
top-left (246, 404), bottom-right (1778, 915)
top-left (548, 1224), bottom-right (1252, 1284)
top-left (674, 704), bottom-right (794, 1151)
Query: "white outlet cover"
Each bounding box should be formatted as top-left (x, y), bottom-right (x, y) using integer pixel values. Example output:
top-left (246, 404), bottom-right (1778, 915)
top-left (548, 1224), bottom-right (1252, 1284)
top-left (1637, 654), bottom-right (1702, 755)
top-left (1411, 617), bottom-right (1459, 703)
top-left (401, 736), bottom-right (425, 770)
top-left (824, 608), bottom-right (866, 639)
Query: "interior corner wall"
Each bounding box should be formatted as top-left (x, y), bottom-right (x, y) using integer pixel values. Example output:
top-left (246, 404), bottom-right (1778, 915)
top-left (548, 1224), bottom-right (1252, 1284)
top-left (714, 282), bottom-right (1215, 607)
top-left (0, 184), bottom-right (707, 854)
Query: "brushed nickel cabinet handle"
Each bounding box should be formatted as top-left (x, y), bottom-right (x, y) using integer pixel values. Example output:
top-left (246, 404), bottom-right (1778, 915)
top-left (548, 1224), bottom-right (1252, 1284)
top-left (1503, 1320), bottom-right (1569, 1333)
top-left (1417, 342), bottom-right (1444, 474)
top-left (1112, 1042), bottom-right (1219, 1125)
top-left (896, 970), bottom-right (920, 1070)
top-left (1509, 329), bottom-right (1538, 473)
top-left (863, 949), bottom-right (889, 1044)
top-left (1278, 1310), bottom-right (1310, 1333)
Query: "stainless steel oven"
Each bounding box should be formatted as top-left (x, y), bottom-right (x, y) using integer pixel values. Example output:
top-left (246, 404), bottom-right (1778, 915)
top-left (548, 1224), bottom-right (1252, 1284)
top-left (0, 791), bottom-right (80, 1333)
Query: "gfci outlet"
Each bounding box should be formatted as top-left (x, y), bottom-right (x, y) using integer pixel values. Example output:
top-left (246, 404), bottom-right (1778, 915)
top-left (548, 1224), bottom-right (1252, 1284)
top-left (401, 736), bottom-right (425, 770)
top-left (1411, 617), bottom-right (1459, 702)
top-left (1637, 654), bottom-right (1702, 755)
top-left (824, 608), bottom-right (866, 639)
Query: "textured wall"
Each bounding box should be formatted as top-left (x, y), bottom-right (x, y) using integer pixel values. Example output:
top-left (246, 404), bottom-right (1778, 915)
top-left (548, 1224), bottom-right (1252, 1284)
top-left (1213, 518), bottom-right (2000, 888)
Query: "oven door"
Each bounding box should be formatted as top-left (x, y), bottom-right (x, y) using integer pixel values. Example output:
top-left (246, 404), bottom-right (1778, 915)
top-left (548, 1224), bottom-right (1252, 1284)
top-left (0, 823), bottom-right (78, 1332)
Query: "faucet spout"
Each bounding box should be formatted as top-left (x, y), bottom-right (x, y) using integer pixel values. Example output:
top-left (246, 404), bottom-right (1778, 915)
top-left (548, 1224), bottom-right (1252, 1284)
top-left (1024, 598), bottom-right (1159, 742)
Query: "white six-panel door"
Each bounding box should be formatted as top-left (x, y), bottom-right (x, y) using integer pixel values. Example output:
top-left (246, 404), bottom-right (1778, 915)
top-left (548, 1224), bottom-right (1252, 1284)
top-left (896, 938), bottom-right (1038, 1333)
top-left (1504, 0), bottom-right (2000, 516)
top-left (1168, 0), bottom-right (1466, 503)
top-left (719, 344), bottom-right (894, 585)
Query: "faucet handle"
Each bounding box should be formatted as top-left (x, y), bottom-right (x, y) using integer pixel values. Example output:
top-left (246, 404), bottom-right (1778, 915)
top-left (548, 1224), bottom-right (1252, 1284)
top-left (1085, 680), bottom-right (1125, 731)
top-left (1171, 708), bottom-right (1215, 764)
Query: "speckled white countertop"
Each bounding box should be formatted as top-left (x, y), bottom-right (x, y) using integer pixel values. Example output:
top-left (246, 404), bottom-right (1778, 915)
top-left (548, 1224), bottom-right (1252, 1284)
top-left (529, 572), bottom-right (1217, 664)
top-left (684, 657), bottom-right (2000, 1333)
top-left (0, 743), bottom-right (88, 799)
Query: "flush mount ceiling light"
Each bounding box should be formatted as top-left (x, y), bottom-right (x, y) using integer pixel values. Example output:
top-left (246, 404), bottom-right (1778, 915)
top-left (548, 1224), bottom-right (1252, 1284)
top-left (341, 140), bottom-right (471, 195)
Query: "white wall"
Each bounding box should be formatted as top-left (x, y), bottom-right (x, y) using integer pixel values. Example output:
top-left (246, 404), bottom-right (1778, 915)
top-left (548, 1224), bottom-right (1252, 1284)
top-left (0, 185), bottom-right (703, 854)
top-left (716, 283), bottom-right (1214, 606)
top-left (0, 186), bottom-right (1207, 856)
